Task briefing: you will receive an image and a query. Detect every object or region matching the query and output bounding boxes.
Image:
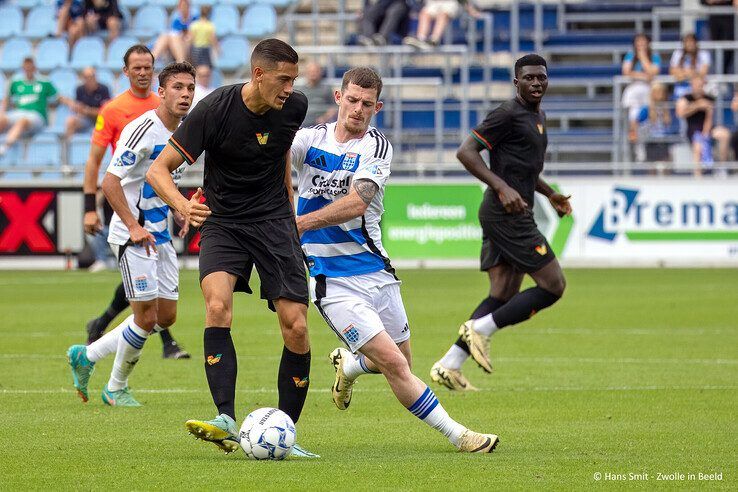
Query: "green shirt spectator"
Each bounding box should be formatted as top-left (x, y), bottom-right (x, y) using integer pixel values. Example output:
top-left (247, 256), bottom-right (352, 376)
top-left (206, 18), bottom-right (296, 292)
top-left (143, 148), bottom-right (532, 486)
top-left (9, 76), bottom-right (58, 123)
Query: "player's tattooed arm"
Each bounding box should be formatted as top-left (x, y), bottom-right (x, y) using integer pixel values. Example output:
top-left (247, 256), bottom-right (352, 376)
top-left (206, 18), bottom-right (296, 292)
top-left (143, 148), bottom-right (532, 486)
top-left (354, 178), bottom-right (379, 205)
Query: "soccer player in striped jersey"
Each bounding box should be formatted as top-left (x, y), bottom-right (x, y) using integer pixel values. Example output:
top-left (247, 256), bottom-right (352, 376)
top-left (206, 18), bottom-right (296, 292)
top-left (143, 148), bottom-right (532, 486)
top-left (291, 67), bottom-right (499, 453)
top-left (66, 62), bottom-right (196, 406)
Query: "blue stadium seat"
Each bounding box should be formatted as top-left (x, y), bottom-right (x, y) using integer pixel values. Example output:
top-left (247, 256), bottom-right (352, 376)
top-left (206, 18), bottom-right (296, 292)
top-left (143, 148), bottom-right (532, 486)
top-left (35, 38), bottom-right (70, 72)
top-left (0, 72), bottom-right (6, 95)
top-left (95, 68), bottom-right (115, 94)
top-left (0, 6), bottom-right (23, 40)
top-left (214, 36), bottom-right (249, 71)
top-left (210, 68), bottom-right (223, 88)
top-left (241, 4), bottom-right (277, 38)
top-left (152, 0), bottom-right (178, 7)
top-left (49, 68), bottom-right (78, 99)
top-left (0, 38), bottom-right (32, 71)
top-left (224, 0), bottom-right (257, 6)
top-left (103, 35), bottom-right (139, 70)
top-left (70, 37), bottom-right (106, 70)
top-left (0, 140), bottom-right (21, 170)
top-left (192, 0), bottom-right (217, 6)
top-left (119, 0), bottom-right (148, 8)
top-left (23, 134), bottom-right (61, 167)
top-left (212, 4), bottom-right (239, 36)
top-left (24, 5), bottom-right (56, 39)
top-left (262, 0), bottom-right (295, 7)
top-left (15, 0), bottom-right (43, 8)
top-left (69, 134), bottom-right (91, 169)
top-left (130, 5), bottom-right (167, 38)
top-left (49, 104), bottom-right (72, 135)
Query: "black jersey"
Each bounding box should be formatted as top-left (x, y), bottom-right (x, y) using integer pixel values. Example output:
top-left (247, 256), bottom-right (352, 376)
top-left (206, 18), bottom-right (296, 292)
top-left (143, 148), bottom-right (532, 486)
top-left (170, 84), bottom-right (308, 223)
top-left (472, 97), bottom-right (547, 220)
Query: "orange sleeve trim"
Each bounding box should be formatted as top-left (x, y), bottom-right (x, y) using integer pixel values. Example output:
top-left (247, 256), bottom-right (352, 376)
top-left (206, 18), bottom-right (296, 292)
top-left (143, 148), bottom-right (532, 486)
top-left (471, 130), bottom-right (493, 150)
top-left (168, 137), bottom-right (195, 164)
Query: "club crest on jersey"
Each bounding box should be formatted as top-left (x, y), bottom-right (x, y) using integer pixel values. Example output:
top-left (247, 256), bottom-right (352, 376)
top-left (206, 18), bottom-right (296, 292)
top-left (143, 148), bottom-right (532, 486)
top-left (134, 275), bottom-right (148, 291)
top-left (535, 244), bottom-right (547, 255)
top-left (114, 150), bottom-right (136, 167)
top-left (537, 123), bottom-right (544, 134)
top-left (256, 132), bottom-right (269, 145)
top-left (342, 324), bottom-right (360, 344)
top-left (342, 152), bottom-right (358, 170)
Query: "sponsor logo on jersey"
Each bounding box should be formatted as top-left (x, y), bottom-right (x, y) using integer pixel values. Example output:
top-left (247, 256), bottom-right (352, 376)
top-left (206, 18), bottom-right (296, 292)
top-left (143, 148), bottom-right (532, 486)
top-left (309, 174), bottom-right (351, 197)
top-left (292, 376), bottom-right (309, 388)
top-left (206, 353), bottom-right (222, 365)
top-left (537, 123), bottom-right (544, 134)
top-left (114, 150), bottom-right (136, 167)
top-left (342, 152), bottom-right (358, 170)
top-left (256, 132), bottom-right (269, 145)
top-left (134, 275), bottom-right (148, 291)
top-left (95, 114), bottom-right (105, 131)
top-left (342, 324), bottom-right (360, 344)
top-left (535, 244), bottom-right (547, 255)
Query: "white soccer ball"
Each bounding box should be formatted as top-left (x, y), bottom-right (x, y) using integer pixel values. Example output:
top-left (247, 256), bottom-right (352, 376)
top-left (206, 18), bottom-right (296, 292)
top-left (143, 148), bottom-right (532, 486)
top-left (239, 407), bottom-right (296, 460)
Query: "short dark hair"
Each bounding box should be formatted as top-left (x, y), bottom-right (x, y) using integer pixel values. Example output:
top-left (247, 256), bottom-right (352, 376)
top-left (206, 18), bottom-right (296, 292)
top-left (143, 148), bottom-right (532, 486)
top-left (124, 44), bottom-right (154, 67)
top-left (250, 38), bottom-right (298, 68)
top-left (22, 57), bottom-right (34, 65)
top-left (514, 54), bottom-right (547, 77)
top-left (158, 61), bottom-right (196, 88)
top-left (341, 67), bottom-right (383, 98)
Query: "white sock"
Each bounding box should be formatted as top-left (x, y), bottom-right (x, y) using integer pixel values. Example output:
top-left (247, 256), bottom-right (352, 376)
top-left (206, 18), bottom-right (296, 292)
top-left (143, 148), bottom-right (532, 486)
top-left (107, 321), bottom-right (149, 391)
top-left (407, 386), bottom-right (466, 446)
top-left (86, 314), bottom-right (133, 363)
top-left (473, 314), bottom-right (499, 337)
top-left (343, 353), bottom-right (378, 380)
top-left (438, 345), bottom-right (469, 371)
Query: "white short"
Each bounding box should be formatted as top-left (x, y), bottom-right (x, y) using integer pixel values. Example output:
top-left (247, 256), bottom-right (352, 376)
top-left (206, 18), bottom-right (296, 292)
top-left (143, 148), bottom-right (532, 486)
top-left (423, 0), bottom-right (461, 18)
top-left (310, 270), bottom-right (410, 353)
top-left (111, 241), bottom-right (179, 302)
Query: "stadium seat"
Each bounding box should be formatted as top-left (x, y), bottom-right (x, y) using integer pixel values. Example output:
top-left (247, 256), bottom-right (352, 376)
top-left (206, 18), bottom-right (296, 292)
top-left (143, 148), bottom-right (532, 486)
top-left (192, 0), bottom-right (217, 6)
top-left (103, 36), bottom-right (139, 70)
top-left (119, 0), bottom-right (148, 9)
top-left (261, 0), bottom-right (295, 7)
top-left (15, 0), bottom-right (43, 8)
top-left (70, 37), bottom-right (106, 70)
top-left (130, 5), bottom-right (167, 38)
top-left (212, 4), bottom-right (239, 36)
top-left (0, 72), bottom-right (6, 95)
top-left (23, 134), bottom-right (61, 167)
top-left (241, 4), bottom-right (277, 38)
top-left (49, 105), bottom-right (72, 135)
top-left (0, 38), bottom-right (33, 71)
top-left (210, 68), bottom-right (223, 88)
top-left (69, 134), bottom-right (91, 169)
top-left (0, 5), bottom-right (23, 40)
top-left (35, 38), bottom-right (70, 72)
top-left (50, 68), bottom-right (78, 99)
top-left (96, 68), bottom-right (115, 94)
top-left (24, 5), bottom-right (56, 39)
top-left (153, 0), bottom-right (178, 7)
top-left (214, 36), bottom-right (249, 71)
top-left (224, 0), bottom-right (257, 6)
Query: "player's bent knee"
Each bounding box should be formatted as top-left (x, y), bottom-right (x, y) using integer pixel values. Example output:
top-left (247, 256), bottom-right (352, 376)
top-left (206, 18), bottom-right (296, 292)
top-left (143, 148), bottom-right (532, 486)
top-left (205, 298), bottom-right (232, 326)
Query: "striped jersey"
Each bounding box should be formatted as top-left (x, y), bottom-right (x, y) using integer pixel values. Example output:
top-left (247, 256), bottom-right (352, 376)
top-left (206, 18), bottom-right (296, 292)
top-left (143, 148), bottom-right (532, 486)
top-left (106, 109), bottom-right (186, 246)
top-left (291, 122), bottom-right (394, 278)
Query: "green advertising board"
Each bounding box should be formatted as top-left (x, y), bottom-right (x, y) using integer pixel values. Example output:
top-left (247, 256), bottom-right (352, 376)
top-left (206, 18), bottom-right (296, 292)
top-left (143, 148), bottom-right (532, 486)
top-left (382, 183), bottom-right (484, 259)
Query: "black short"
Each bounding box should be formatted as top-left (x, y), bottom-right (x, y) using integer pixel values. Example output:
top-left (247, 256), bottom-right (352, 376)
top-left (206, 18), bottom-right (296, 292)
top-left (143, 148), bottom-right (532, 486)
top-left (479, 213), bottom-right (556, 274)
top-left (198, 216), bottom-right (308, 311)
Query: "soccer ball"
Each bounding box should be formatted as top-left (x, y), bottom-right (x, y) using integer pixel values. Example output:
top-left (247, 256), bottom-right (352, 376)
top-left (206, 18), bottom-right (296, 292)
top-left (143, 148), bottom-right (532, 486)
top-left (239, 407), bottom-right (296, 460)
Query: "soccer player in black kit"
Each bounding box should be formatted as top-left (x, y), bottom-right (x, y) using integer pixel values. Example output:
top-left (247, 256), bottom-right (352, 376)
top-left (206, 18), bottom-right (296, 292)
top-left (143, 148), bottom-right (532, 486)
top-left (146, 39), bottom-right (317, 457)
top-left (430, 54), bottom-right (572, 391)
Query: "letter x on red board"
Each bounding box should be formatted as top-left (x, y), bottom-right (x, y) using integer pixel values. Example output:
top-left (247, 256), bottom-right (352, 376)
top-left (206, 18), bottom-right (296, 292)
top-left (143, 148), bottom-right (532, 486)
top-left (0, 191), bottom-right (55, 252)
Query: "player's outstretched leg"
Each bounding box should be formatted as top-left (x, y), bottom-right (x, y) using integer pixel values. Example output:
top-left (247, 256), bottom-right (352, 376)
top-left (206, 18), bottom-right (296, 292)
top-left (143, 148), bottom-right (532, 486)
top-left (86, 282), bottom-right (129, 344)
top-left (330, 348), bottom-right (380, 410)
top-left (67, 344), bottom-right (95, 402)
top-left (185, 415), bottom-right (240, 454)
top-left (362, 331), bottom-right (499, 453)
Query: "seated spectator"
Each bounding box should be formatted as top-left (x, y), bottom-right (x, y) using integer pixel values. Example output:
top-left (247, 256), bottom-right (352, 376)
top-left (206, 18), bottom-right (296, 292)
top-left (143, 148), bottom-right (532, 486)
top-left (675, 75), bottom-right (717, 176)
top-left (621, 33), bottom-right (661, 143)
top-left (403, 0), bottom-right (482, 50)
top-left (635, 83), bottom-right (673, 169)
top-left (669, 33), bottom-right (711, 99)
top-left (56, 0), bottom-right (86, 48)
top-left (64, 67), bottom-right (111, 141)
top-left (152, 0), bottom-right (198, 63)
top-left (357, 0), bottom-right (414, 46)
top-left (192, 64), bottom-right (215, 108)
top-left (0, 58), bottom-right (72, 156)
top-left (189, 5), bottom-right (219, 68)
top-left (710, 91), bottom-right (737, 167)
top-left (84, 0), bottom-right (123, 42)
top-left (300, 61), bottom-right (338, 126)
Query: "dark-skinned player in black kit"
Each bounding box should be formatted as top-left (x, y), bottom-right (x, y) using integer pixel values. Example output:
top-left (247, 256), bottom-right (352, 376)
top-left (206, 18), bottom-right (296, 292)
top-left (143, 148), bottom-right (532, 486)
top-left (430, 54), bottom-right (573, 391)
top-left (146, 39), bottom-right (318, 457)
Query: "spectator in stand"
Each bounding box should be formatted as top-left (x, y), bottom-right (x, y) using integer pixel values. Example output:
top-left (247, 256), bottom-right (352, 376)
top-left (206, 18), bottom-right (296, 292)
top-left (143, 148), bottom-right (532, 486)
top-left (635, 82), bottom-right (673, 170)
top-left (676, 75), bottom-right (717, 176)
top-left (84, 0), bottom-right (123, 41)
top-left (357, 0), bottom-right (414, 46)
top-left (64, 67), bottom-right (111, 142)
top-left (300, 61), bottom-right (338, 126)
top-left (192, 64), bottom-right (215, 108)
top-left (403, 0), bottom-right (482, 50)
top-left (669, 33), bottom-right (711, 99)
top-left (56, 0), bottom-right (86, 48)
top-left (701, 0), bottom-right (735, 73)
top-left (152, 0), bottom-right (198, 63)
top-left (189, 5), bottom-right (219, 67)
top-left (0, 58), bottom-right (72, 156)
top-left (621, 33), bottom-right (661, 143)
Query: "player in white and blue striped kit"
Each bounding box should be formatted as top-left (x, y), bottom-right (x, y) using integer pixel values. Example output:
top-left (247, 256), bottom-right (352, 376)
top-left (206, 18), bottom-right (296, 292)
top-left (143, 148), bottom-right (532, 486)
top-left (67, 62), bottom-right (196, 407)
top-left (291, 67), bottom-right (499, 453)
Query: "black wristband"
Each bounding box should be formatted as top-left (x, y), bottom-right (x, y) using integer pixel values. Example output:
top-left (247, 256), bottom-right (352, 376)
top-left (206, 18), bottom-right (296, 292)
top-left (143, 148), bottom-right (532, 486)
top-left (84, 193), bottom-right (96, 213)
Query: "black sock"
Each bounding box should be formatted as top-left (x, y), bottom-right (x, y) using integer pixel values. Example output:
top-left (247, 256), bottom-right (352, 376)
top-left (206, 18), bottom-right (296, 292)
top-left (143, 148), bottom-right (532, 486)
top-left (490, 287), bottom-right (560, 329)
top-left (204, 327), bottom-right (237, 421)
top-left (454, 296), bottom-right (506, 353)
top-left (98, 283), bottom-right (130, 328)
top-left (277, 346), bottom-right (311, 424)
top-left (159, 328), bottom-right (174, 345)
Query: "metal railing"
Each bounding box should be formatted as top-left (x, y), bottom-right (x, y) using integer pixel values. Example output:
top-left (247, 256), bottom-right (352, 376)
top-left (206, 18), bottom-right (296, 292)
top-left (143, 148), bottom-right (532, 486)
top-left (652, 5), bottom-right (738, 42)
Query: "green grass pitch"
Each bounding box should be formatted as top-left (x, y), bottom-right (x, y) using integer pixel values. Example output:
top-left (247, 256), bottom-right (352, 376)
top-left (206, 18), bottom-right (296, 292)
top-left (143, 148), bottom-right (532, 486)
top-left (0, 268), bottom-right (735, 490)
